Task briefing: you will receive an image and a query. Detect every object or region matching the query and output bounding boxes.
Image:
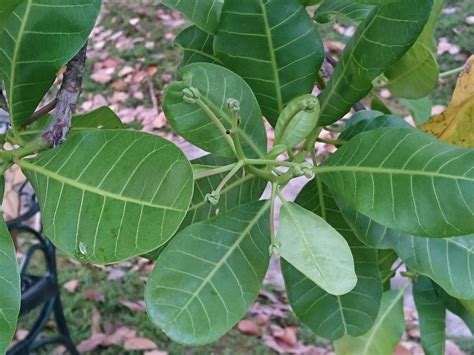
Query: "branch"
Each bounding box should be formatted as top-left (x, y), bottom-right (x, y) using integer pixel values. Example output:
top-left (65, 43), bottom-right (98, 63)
top-left (42, 44), bottom-right (87, 147)
top-left (22, 98), bottom-right (58, 128)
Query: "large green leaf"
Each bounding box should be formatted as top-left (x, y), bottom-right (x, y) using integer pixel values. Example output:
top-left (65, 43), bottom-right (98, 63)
top-left (162, 0), bottom-right (223, 34)
top-left (18, 130), bottom-right (194, 264)
top-left (163, 63), bottom-right (267, 158)
top-left (334, 288), bottom-right (405, 355)
top-left (401, 97), bottom-right (433, 126)
top-left (282, 180), bottom-right (382, 340)
top-left (395, 235), bottom-right (474, 300)
top-left (145, 201), bottom-right (271, 345)
top-left (318, 0), bottom-right (433, 125)
top-left (175, 26), bottom-right (221, 67)
top-left (413, 276), bottom-right (446, 355)
top-left (338, 198), bottom-right (474, 300)
top-left (0, 0), bottom-right (24, 31)
top-left (0, 0), bottom-right (101, 128)
top-left (277, 202), bottom-right (357, 296)
top-left (0, 180), bottom-right (20, 354)
top-left (214, 0), bottom-right (324, 125)
top-left (435, 283), bottom-right (474, 332)
top-left (319, 128), bottom-right (474, 237)
top-left (181, 154), bottom-right (266, 229)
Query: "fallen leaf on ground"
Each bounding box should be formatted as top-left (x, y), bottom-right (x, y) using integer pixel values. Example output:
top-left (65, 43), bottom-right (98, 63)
top-left (91, 308), bottom-right (102, 335)
top-left (63, 280), bottom-right (80, 293)
top-left (103, 327), bottom-right (137, 346)
top-left (77, 333), bottom-right (107, 353)
top-left (107, 268), bottom-right (126, 281)
top-left (124, 337), bottom-right (157, 351)
top-left (82, 289), bottom-right (106, 302)
top-left (422, 56), bottom-right (474, 147)
top-left (237, 320), bottom-right (260, 336)
top-left (120, 300), bottom-right (147, 313)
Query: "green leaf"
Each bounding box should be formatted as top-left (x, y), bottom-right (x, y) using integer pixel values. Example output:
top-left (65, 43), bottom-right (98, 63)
top-left (282, 180), bottom-right (381, 340)
top-left (175, 26), bottom-right (221, 67)
top-left (0, 180), bottom-right (20, 354)
top-left (401, 97), bottom-right (433, 126)
top-left (214, 0), bottom-right (324, 125)
top-left (370, 97), bottom-right (392, 114)
top-left (434, 283), bottom-right (474, 332)
top-left (334, 288), bottom-right (406, 355)
top-left (0, 0), bottom-right (24, 31)
top-left (319, 127), bottom-right (474, 237)
top-left (181, 154), bottom-right (266, 229)
top-left (315, 0), bottom-right (373, 23)
top-left (274, 94), bottom-right (320, 150)
top-left (145, 201), bottom-right (271, 345)
top-left (19, 106), bottom-right (125, 143)
top-left (338, 198), bottom-right (474, 300)
top-left (384, 42), bottom-right (438, 99)
top-left (0, 0), bottom-right (102, 128)
top-left (277, 202), bottom-right (357, 296)
top-left (318, 0), bottom-right (433, 126)
top-left (339, 113), bottom-right (411, 141)
top-left (163, 63), bottom-right (267, 158)
top-left (413, 276), bottom-right (446, 355)
top-left (395, 235), bottom-right (474, 300)
top-left (382, 0), bottom-right (443, 99)
top-left (161, 0), bottom-right (223, 34)
top-left (18, 130), bottom-right (194, 264)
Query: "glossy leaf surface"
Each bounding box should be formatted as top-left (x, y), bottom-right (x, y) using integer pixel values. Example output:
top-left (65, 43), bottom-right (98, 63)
top-left (175, 26), bottom-right (220, 67)
top-left (0, 0), bottom-right (24, 30)
top-left (19, 130), bottom-right (194, 264)
top-left (282, 180), bottom-right (381, 340)
top-left (162, 0), bottom-right (223, 34)
top-left (320, 128), bottom-right (474, 237)
top-left (214, 0), bottom-right (324, 125)
top-left (164, 63), bottom-right (267, 158)
top-left (277, 202), bottom-right (357, 296)
top-left (0, 0), bottom-right (101, 128)
top-left (181, 154), bottom-right (266, 229)
top-left (413, 276), bottom-right (446, 355)
top-left (339, 113), bottom-right (411, 141)
top-left (339, 199), bottom-right (474, 300)
top-left (334, 288), bottom-right (405, 355)
top-left (318, 0), bottom-right (433, 125)
top-left (0, 180), bottom-right (20, 354)
top-left (145, 201), bottom-right (271, 345)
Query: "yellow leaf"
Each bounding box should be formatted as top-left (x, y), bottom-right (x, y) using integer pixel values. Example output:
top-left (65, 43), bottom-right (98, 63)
top-left (421, 56), bottom-right (474, 147)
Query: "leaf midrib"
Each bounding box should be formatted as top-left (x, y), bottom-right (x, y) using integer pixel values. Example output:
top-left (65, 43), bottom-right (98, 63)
top-left (9, 0), bottom-right (32, 119)
top-left (18, 159), bottom-right (185, 212)
top-left (284, 205), bottom-right (330, 287)
top-left (317, 165), bottom-right (474, 183)
top-left (259, 0), bottom-right (283, 113)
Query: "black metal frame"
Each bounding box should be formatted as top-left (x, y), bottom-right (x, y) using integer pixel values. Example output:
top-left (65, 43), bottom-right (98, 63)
top-left (7, 183), bottom-right (78, 355)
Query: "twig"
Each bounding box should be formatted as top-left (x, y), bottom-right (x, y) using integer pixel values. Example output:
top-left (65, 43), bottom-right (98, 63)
top-left (42, 44), bottom-right (88, 147)
top-left (22, 98), bottom-right (58, 128)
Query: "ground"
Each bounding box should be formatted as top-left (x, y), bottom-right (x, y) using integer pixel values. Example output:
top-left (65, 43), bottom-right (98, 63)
top-left (11, 0), bottom-right (474, 354)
